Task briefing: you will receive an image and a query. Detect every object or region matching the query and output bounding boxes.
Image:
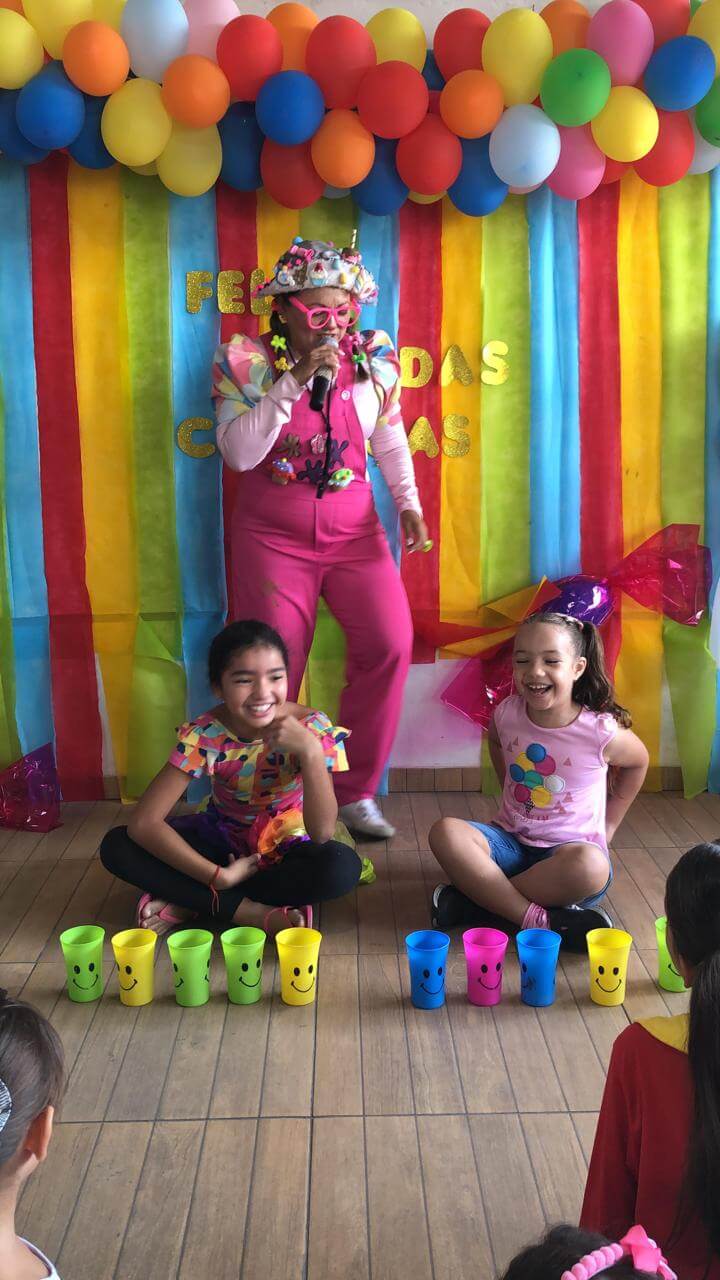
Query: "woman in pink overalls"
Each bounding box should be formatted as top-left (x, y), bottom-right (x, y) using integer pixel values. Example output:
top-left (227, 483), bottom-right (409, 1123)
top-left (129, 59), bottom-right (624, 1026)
top-left (212, 238), bottom-right (427, 839)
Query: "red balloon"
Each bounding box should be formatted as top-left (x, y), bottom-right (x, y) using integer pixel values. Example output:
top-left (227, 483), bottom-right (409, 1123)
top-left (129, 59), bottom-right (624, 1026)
top-left (634, 109), bottom-right (694, 186)
top-left (217, 16), bottom-right (283, 101)
top-left (357, 61), bottom-right (429, 139)
top-left (396, 114), bottom-right (463, 195)
top-left (305, 16), bottom-right (376, 109)
top-left (633, 0), bottom-right (690, 48)
top-left (601, 156), bottom-right (629, 183)
top-left (260, 139), bottom-right (325, 208)
top-left (428, 89), bottom-right (442, 115)
top-left (433, 8), bottom-right (490, 80)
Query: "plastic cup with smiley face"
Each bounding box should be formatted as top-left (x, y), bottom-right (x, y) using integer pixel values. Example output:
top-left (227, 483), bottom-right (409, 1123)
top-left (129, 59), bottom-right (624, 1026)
top-left (587, 927), bottom-right (632, 1006)
top-left (655, 916), bottom-right (686, 993)
top-left (221, 926), bottom-right (266, 1005)
top-left (405, 929), bottom-right (450, 1010)
top-left (275, 926), bottom-right (322, 1007)
top-left (167, 929), bottom-right (213, 1008)
top-left (59, 925), bottom-right (105, 1003)
top-left (463, 927), bottom-right (508, 1007)
top-left (111, 928), bottom-right (158, 1007)
top-left (516, 928), bottom-right (562, 1008)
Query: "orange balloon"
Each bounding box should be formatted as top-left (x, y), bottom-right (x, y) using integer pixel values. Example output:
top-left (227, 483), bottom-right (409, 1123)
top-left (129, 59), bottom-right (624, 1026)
top-left (541, 0), bottom-right (591, 55)
top-left (268, 2), bottom-right (318, 71)
top-left (62, 20), bottom-right (129, 95)
top-left (440, 70), bottom-right (504, 139)
top-left (311, 107), bottom-right (375, 187)
top-left (162, 55), bottom-right (231, 128)
top-left (0, 0), bottom-right (24, 11)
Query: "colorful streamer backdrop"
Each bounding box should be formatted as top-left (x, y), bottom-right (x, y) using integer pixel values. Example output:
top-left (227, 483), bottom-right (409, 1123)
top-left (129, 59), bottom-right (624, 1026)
top-left (0, 158), bottom-right (717, 800)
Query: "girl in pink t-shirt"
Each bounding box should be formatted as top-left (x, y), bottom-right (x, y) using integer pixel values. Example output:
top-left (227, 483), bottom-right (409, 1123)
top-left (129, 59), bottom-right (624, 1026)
top-left (430, 613), bottom-right (649, 951)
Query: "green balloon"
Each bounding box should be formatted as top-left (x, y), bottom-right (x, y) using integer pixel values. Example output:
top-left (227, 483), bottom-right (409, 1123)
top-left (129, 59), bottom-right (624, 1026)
top-left (540, 49), bottom-right (612, 127)
top-left (696, 78), bottom-right (720, 147)
top-left (691, 0), bottom-right (702, 14)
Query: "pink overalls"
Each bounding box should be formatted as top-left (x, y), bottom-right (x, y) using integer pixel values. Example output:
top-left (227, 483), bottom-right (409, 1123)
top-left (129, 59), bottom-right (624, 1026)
top-left (229, 337), bottom-right (414, 805)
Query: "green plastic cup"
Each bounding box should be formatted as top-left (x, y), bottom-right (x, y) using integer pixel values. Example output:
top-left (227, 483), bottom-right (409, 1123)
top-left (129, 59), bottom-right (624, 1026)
top-left (655, 916), bottom-right (686, 993)
top-left (167, 929), bottom-right (213, 1007)
top-left (59, 925), bottom-right (105, 1003)
top-left (221, 927), bottom-right (266, 1005)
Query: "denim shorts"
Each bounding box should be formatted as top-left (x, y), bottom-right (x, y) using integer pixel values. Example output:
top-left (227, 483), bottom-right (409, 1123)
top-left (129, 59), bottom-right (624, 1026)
top-left (468, 822), bottom-right (613, 909)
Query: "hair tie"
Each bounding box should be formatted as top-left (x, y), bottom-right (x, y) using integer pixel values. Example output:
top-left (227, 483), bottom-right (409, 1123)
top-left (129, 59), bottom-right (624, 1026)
top-left (559, 1227), bottom-right (676, 1280)
top-left (0, 1078), bottom-right (11, 1136)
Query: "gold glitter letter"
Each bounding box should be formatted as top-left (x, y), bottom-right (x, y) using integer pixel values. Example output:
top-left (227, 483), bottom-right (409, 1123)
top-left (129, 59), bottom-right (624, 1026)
top-left (185, 271), bottom-right (214, 315)
top-left (481, 340), bottom-right (510, 385)
top-left (440, 344), bottom-right (474, 387)
top-left (442, 414), bottom-right (471, 457)
top-left (407, 417), bottom-right (440, 457)
top-left (218, 270), bottom-right (246, 315)
top-left (250, 268), bottom-right (272, 316)
top-left (177, 418), bottom-right (217, 459)
top-left (400, 346), bottom-right (433, 388)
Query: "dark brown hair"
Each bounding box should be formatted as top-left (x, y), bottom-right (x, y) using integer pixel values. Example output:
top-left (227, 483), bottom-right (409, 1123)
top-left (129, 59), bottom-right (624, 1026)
top-left (665, 841), bottom-right (720, 1258)
top-left (501, 1224), bottom-right (658, 1280)
top-left (0, 989), bottom-right (65, 1167)
top-left (518, 612), bottom-right (632, 728)
top-left (208, 619), bottom-right (289, 688)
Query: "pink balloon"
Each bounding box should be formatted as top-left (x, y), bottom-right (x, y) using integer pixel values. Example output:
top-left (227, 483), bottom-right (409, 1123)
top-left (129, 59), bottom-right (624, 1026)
top-left (547, 125), bottom-right (605, 199)
top-left (185, 0), bottom-right (240, 60)
top-left (536, 754), bottom-right (557, 776)
top-left (509, 183), bottom-right (542, 194)
top-left (587, 0), bottom-right (654, 86)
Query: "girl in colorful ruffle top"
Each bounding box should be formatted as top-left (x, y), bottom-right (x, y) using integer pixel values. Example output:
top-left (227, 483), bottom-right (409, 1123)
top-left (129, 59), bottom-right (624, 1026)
top-left (100, 620), bottom-right (361, 936)
top-left (211, 237), bottom-right (428, 842)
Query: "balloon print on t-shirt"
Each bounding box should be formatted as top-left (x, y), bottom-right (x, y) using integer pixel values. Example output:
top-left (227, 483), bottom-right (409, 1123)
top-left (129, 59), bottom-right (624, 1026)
top-left (508, 742), bottom-right (565, 814)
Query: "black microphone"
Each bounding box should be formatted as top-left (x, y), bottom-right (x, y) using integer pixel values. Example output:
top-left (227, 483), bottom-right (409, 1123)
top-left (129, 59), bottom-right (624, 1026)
top-left (309, 336), bottom-right (338, 412)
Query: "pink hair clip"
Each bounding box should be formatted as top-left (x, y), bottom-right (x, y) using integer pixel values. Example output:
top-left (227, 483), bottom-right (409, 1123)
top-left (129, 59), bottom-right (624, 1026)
top-left (560, 1228), bottom-right (677, 1280)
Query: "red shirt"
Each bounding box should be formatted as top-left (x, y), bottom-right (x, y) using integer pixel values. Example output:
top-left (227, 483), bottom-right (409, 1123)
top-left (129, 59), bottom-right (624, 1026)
top-left (581, 1018), bottom-right (720, 1279)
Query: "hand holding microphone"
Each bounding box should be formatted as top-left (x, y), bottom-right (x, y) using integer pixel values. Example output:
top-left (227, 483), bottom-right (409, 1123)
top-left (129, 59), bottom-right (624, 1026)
top-left (290, 338), bottom-right (340, 410)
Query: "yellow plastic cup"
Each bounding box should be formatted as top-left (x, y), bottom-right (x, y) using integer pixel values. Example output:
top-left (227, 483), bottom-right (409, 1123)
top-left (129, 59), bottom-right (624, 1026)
top-left (275, 926), bottom-right (322, 1006)
top-left (587, 927), bottom-right (632, 1007)
top-left (111, 928), bottom-right (158, 1007)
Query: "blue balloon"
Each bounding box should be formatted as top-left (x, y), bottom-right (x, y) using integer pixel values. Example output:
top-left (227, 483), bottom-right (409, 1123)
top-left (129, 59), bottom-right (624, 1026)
top-left (422, 49), bottom-right (445, 91)
top-left (0, 90), bottom-right (47, 164)
top-left (219, 103), bottom-right (264, 191)
top-left (448, 137), bottom-right (507, 216)
top-left (68, 97), bottom-right (115, 170)
top-left (16, 63), bottom-right (85, 151)
top-left (256, 71), bottom-right (324, 146)
top-left (644, 36), bottom-right (716, 112)
top-left (353, 138), bottom-right (409, 216)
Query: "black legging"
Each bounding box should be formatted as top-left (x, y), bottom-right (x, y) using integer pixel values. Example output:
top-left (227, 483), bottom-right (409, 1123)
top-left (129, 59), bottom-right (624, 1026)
top-left (100, 826), bottom-right (362, 925)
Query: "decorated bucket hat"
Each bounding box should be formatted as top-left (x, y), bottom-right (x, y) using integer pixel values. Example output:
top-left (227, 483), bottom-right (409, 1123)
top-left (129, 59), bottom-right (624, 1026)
top-left (253, 237), bottom-right (379, 304)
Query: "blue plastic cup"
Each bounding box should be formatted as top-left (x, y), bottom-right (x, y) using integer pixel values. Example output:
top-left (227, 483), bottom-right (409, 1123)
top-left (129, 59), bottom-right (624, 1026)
top-left (405, 929), bottom-right (450, 1009)
top-left (516, 928), bottom-right (562, 1007)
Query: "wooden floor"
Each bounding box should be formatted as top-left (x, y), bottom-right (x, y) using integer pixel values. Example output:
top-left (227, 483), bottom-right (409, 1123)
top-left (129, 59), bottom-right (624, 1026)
top-left (2, 789), bottom-right (716, 1280)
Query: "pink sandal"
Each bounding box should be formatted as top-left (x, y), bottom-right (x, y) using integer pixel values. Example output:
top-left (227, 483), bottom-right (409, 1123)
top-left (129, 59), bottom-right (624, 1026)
top-left (136, 893), bottom-right (198, 930)
top-left (263, 904), bottom-right (313, 932)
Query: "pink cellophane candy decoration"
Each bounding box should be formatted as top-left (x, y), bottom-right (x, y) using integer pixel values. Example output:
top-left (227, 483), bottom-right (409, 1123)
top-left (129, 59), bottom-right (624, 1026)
top-left (0, 743), bottom-right (61, 832)
top-left (442, 524), bottom-right (710, 728)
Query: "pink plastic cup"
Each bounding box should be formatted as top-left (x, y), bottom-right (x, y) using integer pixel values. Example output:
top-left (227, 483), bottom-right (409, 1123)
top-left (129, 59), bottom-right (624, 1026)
top-left (463, 927), bottom-right (509, 1007)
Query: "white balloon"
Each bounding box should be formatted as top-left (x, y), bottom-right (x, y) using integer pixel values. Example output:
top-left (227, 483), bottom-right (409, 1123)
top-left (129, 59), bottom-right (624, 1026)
top-left (489, 104), bottom-right (561, 189)
top-left (544, 774), bottom-right (565, 794)
top-left (689, 117), bottom-right (720, 174)
top-left (121, 0), bottom-right (189, 83)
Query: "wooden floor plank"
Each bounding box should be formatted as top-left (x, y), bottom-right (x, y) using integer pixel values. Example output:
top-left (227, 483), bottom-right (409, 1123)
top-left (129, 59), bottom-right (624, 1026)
top-left (383, 792), bottom-right (420, 851)
top-left (313, 954), bottom-right (363, 1116)
top-left (17, 1121), bottom-right (101, 1263)
top-left (444, 953), bottom-right (515, 1114)
top-left (357, 848), bottom-right (398, 955)
top-left (106, 957), bottom-right (182, 1122)
top-left (210, 963), bottom-right (274, 1119)
top-left (535, 967), bottom-right (606, 1111)
top-left (492, 956), bottom-right (567, 1113)
top-left (637, 794), bottom-right (698, 848)
top-left (417, 1114), bottom-right (494, 1280)
top-left (114, 1121), bottom-right (204, 1280)
top-left (261, 966), bottom-right (316, 1118)
top-left (178, 1119), bottom-right (256, 1280)
top-left (366, 1116), bottom-right (433, 1280)
top-left (389, 846), bottom-right (432, 952)
top-left (61, 990), bottom-right (140, 1122)
top-left (573, 1111), bottom-right (599, 1165)
top-left (38, 861), bottom-right (115, 962)
top-left (320, 889), bottom-right (359, 955)
top-left (61, 801), bottom-right (122, 860)
top-left (158, 958), bottom-right (227, 1121)
top-left (307, 1117), bottom-right (369, 1280)
top-left (399, 961), bottom-right (466, 1115)
top-left (241, 1118), bottom-right (311, 1280)
top-left (57, 1121), bottom-right (153, 1280)
top-left (358, 954), bottom-right (414, 1116)
top-left (469, 1114), bottom-right (546, 1274)
top-left (522, 1112), bottom-right (588, 1221)
top-left (2, 859), bottom-right (87, 963)
top-left (0, 961), bottom-right (33, 995)
top-left (613, 846), bottom-right (667, 920)
top-left (669, 794), bottom-right (719, 842)
top-left (0, 859), bottom-right (57, 951)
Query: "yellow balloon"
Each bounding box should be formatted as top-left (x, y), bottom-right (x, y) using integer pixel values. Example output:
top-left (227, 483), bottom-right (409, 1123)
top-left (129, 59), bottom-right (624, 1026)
top-left (0, 10), bottom-right (43, 88)
top-left (409, 190), bottom-right (444, 203)
top-left (530, 785), bottom-right (552, 808)
top-left (157, 123), bottom-right (222, 197)
top-left (101, 79), bottom-right (172, 167)
top-left (689, 0), bottom-right (720, 62)
top-left (482, 9), bottom-right (553, 106)
top-left (23, 0), bottom-right (92, 58)
top-left (130, 161), bottom-right (158, 176)
top-left (591, 86), bottom-right (659, 162)
top-left (93, 0), bottom-right (126, 30)
top-left (366, 7), bottom-right (426, 70)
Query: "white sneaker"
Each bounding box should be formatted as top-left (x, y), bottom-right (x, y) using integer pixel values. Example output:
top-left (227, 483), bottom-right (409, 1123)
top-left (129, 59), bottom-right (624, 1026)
top-left (338, 799), bottom-right (396, 840)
